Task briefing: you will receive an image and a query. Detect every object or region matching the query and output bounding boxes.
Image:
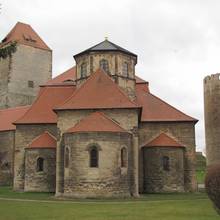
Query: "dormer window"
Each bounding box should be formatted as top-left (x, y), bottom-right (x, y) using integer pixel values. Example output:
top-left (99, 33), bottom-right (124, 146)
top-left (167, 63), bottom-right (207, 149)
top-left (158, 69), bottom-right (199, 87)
top-left (80, 63), bottom-right (87, 78)
top-left (122, 62), bottom-right (129, 77)
top-left (100, 59), bottom-right (109, 73)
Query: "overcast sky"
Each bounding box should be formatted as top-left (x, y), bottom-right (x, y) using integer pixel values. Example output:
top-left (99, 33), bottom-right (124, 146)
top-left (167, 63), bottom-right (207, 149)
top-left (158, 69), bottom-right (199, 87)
top-left (1, 0), bottom-right (220, 152)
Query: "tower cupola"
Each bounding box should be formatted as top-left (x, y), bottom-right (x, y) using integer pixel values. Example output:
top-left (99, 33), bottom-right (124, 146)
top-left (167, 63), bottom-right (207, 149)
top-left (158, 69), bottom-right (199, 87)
top-left (74, 39), bottom-right (137, 99)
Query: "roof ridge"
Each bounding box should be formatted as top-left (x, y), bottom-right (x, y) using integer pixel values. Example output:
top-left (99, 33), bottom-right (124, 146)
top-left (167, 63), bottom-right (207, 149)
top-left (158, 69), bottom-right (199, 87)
top-left (0, 105), bottom-right (30, 112)
top-left (14, 87), bottom-right (48, 124)
top-left (147, 92), bottom-right (198, 122)
top-left (28, 130), bottom-right (56, 148)
top-left (94, 111), bottom-right (127, 131)
top-left (55, 69), bottom-right (139, 110)
top-left (144, 132), bottom-right (184, 147)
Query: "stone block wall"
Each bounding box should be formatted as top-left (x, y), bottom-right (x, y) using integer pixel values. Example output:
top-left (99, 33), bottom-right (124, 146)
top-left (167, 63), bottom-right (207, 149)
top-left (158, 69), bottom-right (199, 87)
top-left (63, 132), bottom-right (132, 198)
top-left (75, 51), bottom-right (136, 99)
top-left (24, 148), bottom-right (56, 192)
top-left (56, 108), bottom-right (139, 196)
top-left (139, 121), bottom-right (197, 193)
top-left (14, 124), bottom-right (57, 191)
top-left (204, 74), bottom-right (220, 165)
top-left (143, 147), bottom-right (184, 193)
top-left (0, 131), bottom-right (14, 185)
top-left (0, 44), bottom-right (52, 109)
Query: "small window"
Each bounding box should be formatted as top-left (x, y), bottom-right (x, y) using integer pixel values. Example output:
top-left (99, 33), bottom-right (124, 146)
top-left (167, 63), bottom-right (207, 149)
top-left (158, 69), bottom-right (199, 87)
top-left (162, 156), bottom-right (170, 171)
top-left (80, 63), bottom-right (87, 78)
top-left (28, 80), bottom-right (34, 88)
top-left (36, 157), bottom-right (44, 172)
top-left (65, 147), bottom-right (70, 168)
top-left (90, 147), bottom-right (98, 168)
top-left (122, 62), bottom-right (129, 77)
top-left (100, 59), bottom-right (109, 73)
top-left (121, 147), bottom-right (127, 167)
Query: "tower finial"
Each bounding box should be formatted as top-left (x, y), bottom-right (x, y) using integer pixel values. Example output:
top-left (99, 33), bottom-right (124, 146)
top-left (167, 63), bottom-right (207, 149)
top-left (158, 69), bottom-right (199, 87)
top-left (105, 36), bottom-right (108, 41)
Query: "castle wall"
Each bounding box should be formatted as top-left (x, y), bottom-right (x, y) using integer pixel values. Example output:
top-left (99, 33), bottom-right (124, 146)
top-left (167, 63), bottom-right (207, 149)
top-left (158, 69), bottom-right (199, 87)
top-left (0, 131), bottom-right (14, 185)
top-left (0, 44), bottom-right (52, 109)
top-left (204, 74), bottom-right (220, 165)
top-left (0, 57), bottom-right (10, 109)
top-left (24, 148), bottom-right (56, 192)
top-left (63, 132), bottom-right (132, 198)
top-left (143, 147), bottom-right (184, 193)
top-left (13, 124), bottom-right (57, 191)
top-left (138, 121), bottom-right (196, 193)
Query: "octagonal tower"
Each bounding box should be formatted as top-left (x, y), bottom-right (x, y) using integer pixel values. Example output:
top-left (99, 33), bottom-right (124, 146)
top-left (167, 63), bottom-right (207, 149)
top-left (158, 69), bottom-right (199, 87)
top-left (73, 39), bottom-right (137, 99)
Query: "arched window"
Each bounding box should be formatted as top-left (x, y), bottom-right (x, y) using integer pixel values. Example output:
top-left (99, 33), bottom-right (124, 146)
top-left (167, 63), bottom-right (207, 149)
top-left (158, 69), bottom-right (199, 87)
top-left (65, 147), bottom-right (70, 168)
top-left (80, 63), bottom-right (87, 78)
top-left (122, 62), bottom-right (129, 77)
top-left (162, 156), bottom-right (170, 171)
top-left (121, 147), bottom-right (127, 167)
top-left (90, 147), bottom-right (98, 168)
top-left (36, 157), bottom-right (44, 172)
top-left (99, 59), bottom-right (109, 73)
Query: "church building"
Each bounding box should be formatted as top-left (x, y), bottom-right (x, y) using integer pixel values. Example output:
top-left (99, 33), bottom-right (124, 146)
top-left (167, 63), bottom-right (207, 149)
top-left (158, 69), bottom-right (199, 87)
top-left (0, 22), bottom-right (198, 198)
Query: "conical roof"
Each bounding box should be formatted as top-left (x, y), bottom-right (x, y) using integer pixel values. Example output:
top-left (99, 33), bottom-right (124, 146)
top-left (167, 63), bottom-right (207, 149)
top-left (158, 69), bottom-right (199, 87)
top-left (66, 111), bottom-right (128, 133)
top-left (74, 39), bottom-right (137, 58)
top-left (0, 22), bottom-right (51, 50)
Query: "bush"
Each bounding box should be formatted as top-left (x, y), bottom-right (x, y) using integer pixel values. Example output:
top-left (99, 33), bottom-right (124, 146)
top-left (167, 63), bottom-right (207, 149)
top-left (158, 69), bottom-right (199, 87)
top-left (205, 163), bottom-right (220, 214)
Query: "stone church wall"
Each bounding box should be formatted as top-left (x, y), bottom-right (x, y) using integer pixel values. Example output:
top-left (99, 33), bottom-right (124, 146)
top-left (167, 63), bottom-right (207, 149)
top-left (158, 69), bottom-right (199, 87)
top-left (143, 147), bottom-right (184, 193)
top-left (24, 148), bottom-right (56, 192)
top-left (63, 132), bottom-right (132, 198)
top-left (13, 124), bottom-right (57, 191)
top-left (0, 131), bottom-right (14, 185)
top-left (138, 121), bottom-right (196, 193)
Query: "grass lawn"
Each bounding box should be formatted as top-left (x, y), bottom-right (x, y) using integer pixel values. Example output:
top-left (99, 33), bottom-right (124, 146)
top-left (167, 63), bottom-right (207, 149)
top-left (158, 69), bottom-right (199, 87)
top-left (0, 187), bottom-right (219, 220)
top-left (196, 170), bottom-right (206, 184)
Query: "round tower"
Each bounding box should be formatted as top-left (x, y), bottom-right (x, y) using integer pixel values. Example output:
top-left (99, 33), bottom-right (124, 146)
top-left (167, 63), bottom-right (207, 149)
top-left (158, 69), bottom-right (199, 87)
top-left (204, 73), bottom-right (220, 165)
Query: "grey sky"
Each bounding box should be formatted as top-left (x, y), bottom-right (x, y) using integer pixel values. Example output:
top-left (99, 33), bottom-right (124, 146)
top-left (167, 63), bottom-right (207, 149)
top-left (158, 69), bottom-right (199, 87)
top-left (1, 0), bottom-right (219, 152)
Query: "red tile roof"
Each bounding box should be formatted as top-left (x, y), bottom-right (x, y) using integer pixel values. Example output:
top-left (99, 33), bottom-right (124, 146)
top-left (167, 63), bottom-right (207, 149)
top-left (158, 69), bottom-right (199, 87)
top-left (15, 86), bottom-right (75, 124)
top-left (56, 69), bottom-right (140, 110)
top-left (0, 22), bottom-right (51, 51)
top-left (0, 106), bottom-right (30, 131)
top-left (66, 111), bottom-right (128, 133)
top-left (144, 133), bottom-right (184, 148)
top-left (136, 84), bottom-right (197, 122)
top-left (135, 75), bottom-right (147, 84)
top-left (27, 131), bottom-right (56, 149)
top-left (46, 66), bottom-right (76, 85)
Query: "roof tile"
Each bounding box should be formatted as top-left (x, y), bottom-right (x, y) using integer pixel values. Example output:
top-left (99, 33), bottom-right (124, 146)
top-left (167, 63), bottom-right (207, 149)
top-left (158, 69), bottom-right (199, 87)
top-left (0, 106), bottom-right (30, 131)
top-left (15, 86), bottom-right (75, 124)
top-left (66, 111), bottom-right (128, 133)
top-left (27, 131), bottom-right (56, 149)
top-left (144, 133), bottom-right (184, 148)
top-left (56, 69), bottom-right (139, 110)
top-left (136, 84), bottom-right (197, 122)
top-left (0, 22), bottom-right (51, 51)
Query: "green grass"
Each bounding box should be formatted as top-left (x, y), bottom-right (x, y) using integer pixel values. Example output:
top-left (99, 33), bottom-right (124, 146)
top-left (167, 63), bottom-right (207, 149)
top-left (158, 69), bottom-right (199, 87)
top-left (196, 170), bottom-right (206, 184)
top-left (0, 187), bottom-right (219, 220)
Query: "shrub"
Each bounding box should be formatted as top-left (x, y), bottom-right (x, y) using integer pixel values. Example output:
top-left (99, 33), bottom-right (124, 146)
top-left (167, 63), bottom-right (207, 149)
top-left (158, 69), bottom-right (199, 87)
top-left (205, 163), bottom-right (220, 214)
